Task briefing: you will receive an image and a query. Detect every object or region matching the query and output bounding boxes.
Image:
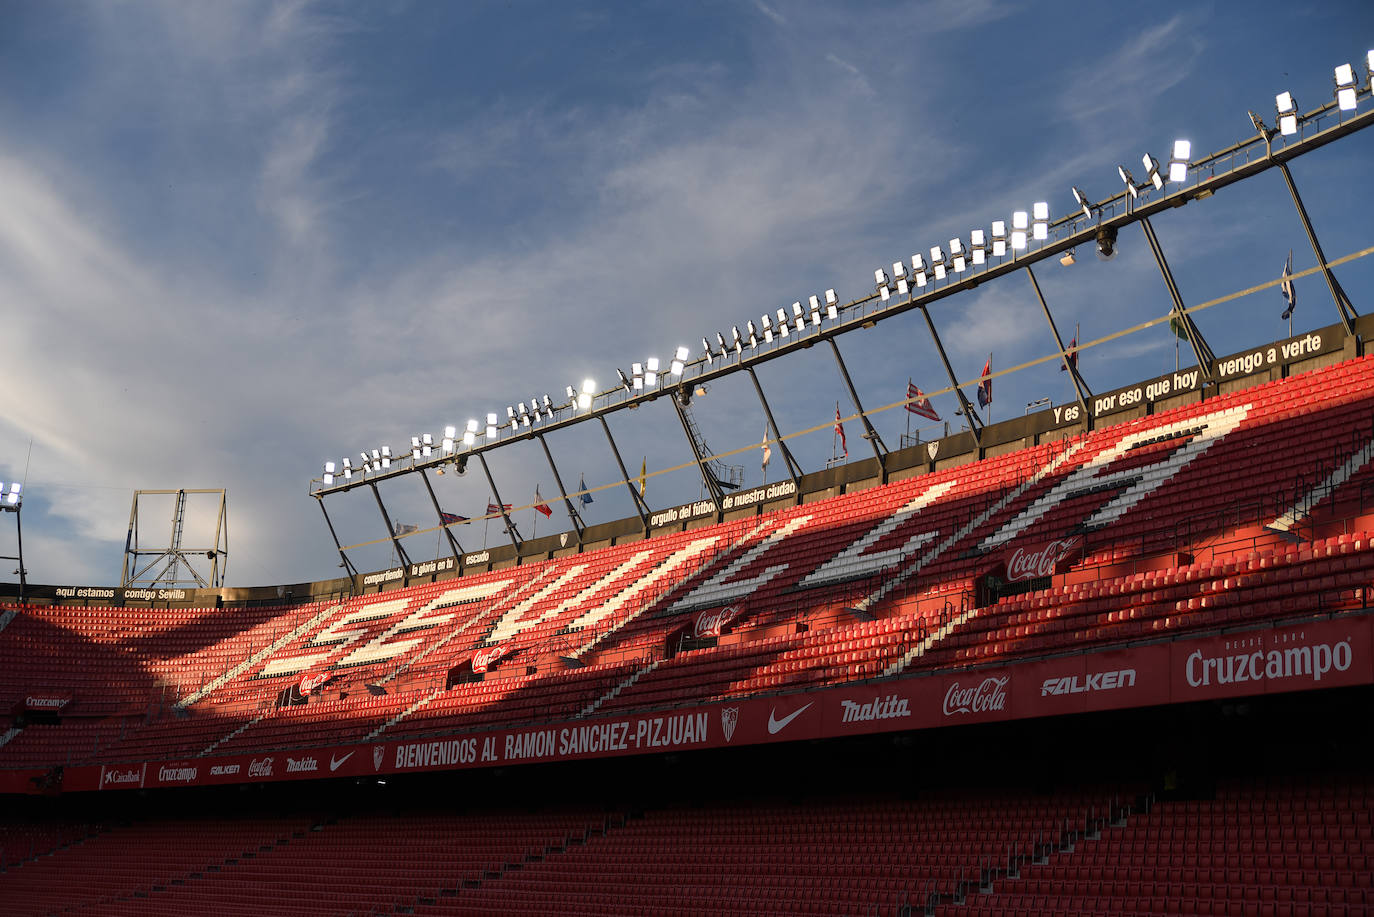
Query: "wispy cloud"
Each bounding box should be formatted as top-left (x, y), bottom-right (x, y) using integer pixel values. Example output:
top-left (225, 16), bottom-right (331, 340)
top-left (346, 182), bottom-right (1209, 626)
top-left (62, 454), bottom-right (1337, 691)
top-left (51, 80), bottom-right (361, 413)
top-left (753, 1), bottom-right (787, 26)
top-left (1058, 13), bottom-right (1206, 123)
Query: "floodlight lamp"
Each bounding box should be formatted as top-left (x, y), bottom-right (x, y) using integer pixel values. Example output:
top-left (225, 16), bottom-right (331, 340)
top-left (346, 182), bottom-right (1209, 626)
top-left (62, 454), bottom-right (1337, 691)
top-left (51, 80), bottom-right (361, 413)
top-left (671, 345), bottom-right (689, 375)
top-left (1275, 91), bottom-right (1299, 135)
top-left (896, 276), bottom-right (909, 295)
top-left (645, 357), bottom-right (658, 385)
top-left (1117, 165), bottom-right (1139, 199)
top-left (1010, 229), bottom-right (1027, 251)
top-left (933, 261), bottom-right (946, 280)
top-left (792, 300), bottom-right (803, 325)
top-left (380, 446), bottom-right (392, 469)
top-left (716, 332), bottom-right (728, 355)
top-left (825, 289), bottom-right (838, 319)
top-left (1335, 63), bottom-right (1357, 110)
top-left (542, 394), bottom-right (553, 412)
top-left (463, 430), bottom-right (475, 446)
top-left (808, 294), bottom-right (821, 325)
top-left (444, 425), bottom-right (456, 439)
top-left (991, 221), bottom-right (1007, 257)
top-left (632, 362), bottom-right (644, 389)
top-left (372, 449), bottom-right (381, 461)
top-left (486, 413), bottom-right (498, 438)
top-left (507, 406), bottom-right (516, 420)
top-left (619, 368), bottom-right (632, 392)
top-left (323, 461), bottom-right (336, 485)
top-left (342, 457), bottom-right (353, 479)
top-left (969, 229), bottom-right (985, 247)
top-left (1071, 187), bottom-right (1093, 221)
top-left (775, 307), bottom-right (789, 336)
top-left (1032, 201), bottom-right (1049, 221)
top-left (565, 385), bottom-right (576, 401)
top-left (1142, 154), bottom-right (1163, 190)
top-left (411, 435), bottom-right (421, 449)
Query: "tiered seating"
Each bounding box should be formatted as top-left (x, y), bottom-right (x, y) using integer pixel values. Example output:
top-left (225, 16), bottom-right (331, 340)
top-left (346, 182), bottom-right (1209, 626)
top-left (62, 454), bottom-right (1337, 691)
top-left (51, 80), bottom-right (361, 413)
top-left (1, 356), bottom-right (1373, 769)
top-left (956, 776), bottom-right (1374, 917)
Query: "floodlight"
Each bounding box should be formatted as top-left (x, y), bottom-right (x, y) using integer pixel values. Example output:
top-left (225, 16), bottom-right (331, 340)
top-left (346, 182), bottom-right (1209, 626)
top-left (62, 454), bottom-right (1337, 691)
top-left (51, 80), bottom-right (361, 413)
top-left (518, 404), bottom-right (530, 427)
top-left (808, 294), bottom-right (821, 326)
top-left (323, 462), bottom-right (335, 486)
top-left (1276, 91), bottom-right (1298, 136)
top-left (1031, 202), bottom-right (1049, 240)
top-left (411, 436), bottom-right (422, 459)
top-left (949, 238), bottom-right (966, 273)
top-left (342, 457), bottom-right (353, 480)
top-left (1071, 187), bottom-right (1093, 221)
top-left (966, 229), bottom-right (986, 267)
top-left (542, 394), bottom-right (553, 412)
top-left (467, 418), bottom-right (479, 432)
top-left (991, 220), bottom-right (1007, 257)
top-left (486, 413), bottom-right (498, 438)
top-left (1117, 165), bottom-right (1139, 199)
top-left (737, 324), bottom-right (749, 350)
top-left (701, 337), bottom-right (713, 364)
top-left (670, 346), bottom-right (688, 375)
top-left (1142, 153), bottom-right (1164, 191)
top-left (875, 267), bottom-right (891, 302)
top-left (911, 253), bottom-right (927, 287)
top-left (380, 446), bottom-right (392, 469)
top-left (618, 368), bottom-right (632, 392)
top-left (1367, 50), bottom-right (1374, 88)
top-left (716, 332), bottom-right (729, 356)
top-left (1010, 211), bottom-right (1028, 250)
top-left (771, 308), bottom-right (786, 337)
top-left (506, 406), bottom-right (516, 421)
top-left (894, 260), bottom-right (909, 294)
top-left (825, 288), bottom-right (838, 319)
top-left (361, 451), bottom-right (372, 473)
top-left (463, 430), bottom-right (475, 446)
top-left (565, 385), bottom-right (576, 401)
top-left (632, 362), bottom-right (644, 389)
top-left (791, 301), bottom-right (804, 332)
top-left (645, 357), bottom-right (660, 385)
top-left (760, 314), bottom-right (773, 343)
top-left (1335, 63), bottom-right (1357, 111)
top-left (578, 378), bottom-right (595, 410)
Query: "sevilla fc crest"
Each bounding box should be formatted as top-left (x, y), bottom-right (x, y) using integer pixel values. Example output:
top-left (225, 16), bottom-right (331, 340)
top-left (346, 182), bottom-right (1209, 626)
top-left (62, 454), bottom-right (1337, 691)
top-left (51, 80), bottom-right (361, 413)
top-left (720, 707), bottom-right (739, 743)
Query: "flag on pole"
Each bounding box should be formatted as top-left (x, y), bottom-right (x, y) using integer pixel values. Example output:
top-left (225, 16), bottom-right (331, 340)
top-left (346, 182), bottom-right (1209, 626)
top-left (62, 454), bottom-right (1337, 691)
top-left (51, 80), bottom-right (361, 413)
top-left (976, 356), bottom-right (992, 409)
top-left (1168, 313), bottom-right (1188, 340)
top-left (486, 502), bottom-right (512, 515)
top-left (393, 522), bottom-right (419, 537)
top-left (834, 403), bottom-right (848, 459)
top-left (905, 381), bottom-right (940, 421)
top-left (439, 511), bottom-right (469, 525)
top-left (1061, 333), bottom-right (1078, 372)
top-left (533, 486), bottom-right (553, 518)
top-left (638, 458), bottom-right (647, 498)
top-left (578, 474), bottom-right (594, 505)
top-left (1280, 249), bottom-right (1297, 321)
top-left (761, 428), bottom-right (772, 472)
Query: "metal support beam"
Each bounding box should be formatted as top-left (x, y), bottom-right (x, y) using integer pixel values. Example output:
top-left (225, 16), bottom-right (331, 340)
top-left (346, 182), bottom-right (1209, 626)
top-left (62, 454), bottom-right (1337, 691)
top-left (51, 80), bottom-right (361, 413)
top-left (1276, 160), bottom-right (1358, 334)
top-left (476, 452), bottom-right (522, 551)
top-left (1139, 216), bottom-right (1216, 378)
top-left (670, 395), bottom-right (726, 507)
top-left (827, 338), bottom-right (888, 465)
top-left (917, 303), bottom-right (983, 437)
top-left (537, 433), bottom-right (584, 544)
top-left (1025, 265), bottom-right (1092, 422)
top-left (316, 496), bottom-right (359, 579)
top-left (417, 465), bottom-right (465, 564)
top-left (597, 416), bottom-right (652, 531)
top-left (369, 482), bottom-right (413, 568)
top-left (746, 368), bottom-right (802, 483)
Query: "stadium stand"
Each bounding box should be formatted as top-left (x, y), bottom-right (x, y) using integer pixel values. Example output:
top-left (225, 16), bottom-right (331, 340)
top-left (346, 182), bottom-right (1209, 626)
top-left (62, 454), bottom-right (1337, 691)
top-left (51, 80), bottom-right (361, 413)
top-left (1, 357), bottom-right (1373, 771)
top-left (3, 350), bottom-right (1374, 915)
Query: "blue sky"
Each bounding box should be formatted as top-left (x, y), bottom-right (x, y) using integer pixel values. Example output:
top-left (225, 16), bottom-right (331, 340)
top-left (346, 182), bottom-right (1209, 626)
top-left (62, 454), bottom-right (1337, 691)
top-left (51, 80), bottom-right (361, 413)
top-left (1, 1), bottom-right (1371, 587)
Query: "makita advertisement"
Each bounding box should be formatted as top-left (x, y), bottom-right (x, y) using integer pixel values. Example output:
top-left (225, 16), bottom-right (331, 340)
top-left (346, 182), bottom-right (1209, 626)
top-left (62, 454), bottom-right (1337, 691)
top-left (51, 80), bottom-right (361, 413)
top-left (32, 612), bottom-right (1374, 795)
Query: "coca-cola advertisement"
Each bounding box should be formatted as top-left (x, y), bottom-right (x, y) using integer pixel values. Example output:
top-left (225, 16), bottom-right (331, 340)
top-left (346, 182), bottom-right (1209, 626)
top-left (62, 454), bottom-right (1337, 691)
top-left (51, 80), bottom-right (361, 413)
top-left (695, 604), bottom-right (743, 638)
top-left (472, 644), bottom-right (509, 674)
top-left (298, 672), bottom-right (329, 697)
top-left (999, 536), bottom-right (1083, 583)
top-left (940, 672), bottom-right (1012, 721)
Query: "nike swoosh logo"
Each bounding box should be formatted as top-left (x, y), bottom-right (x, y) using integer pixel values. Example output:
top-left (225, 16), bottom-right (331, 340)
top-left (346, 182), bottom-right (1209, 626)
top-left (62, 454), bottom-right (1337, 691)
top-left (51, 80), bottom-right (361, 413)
top-left (329, 752), bottom-right (354, 772)
top-left (767, 703), bottom-right (812, 735)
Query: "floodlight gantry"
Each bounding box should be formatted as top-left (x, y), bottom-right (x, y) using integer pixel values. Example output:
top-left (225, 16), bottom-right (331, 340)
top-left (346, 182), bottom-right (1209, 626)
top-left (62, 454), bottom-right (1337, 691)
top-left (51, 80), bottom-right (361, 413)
top-left (0, 483), bottom-right (25, 601)
top-left (309, 59), bottom-right (1373, 572)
